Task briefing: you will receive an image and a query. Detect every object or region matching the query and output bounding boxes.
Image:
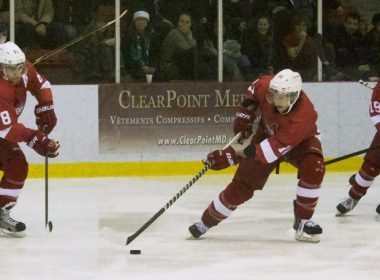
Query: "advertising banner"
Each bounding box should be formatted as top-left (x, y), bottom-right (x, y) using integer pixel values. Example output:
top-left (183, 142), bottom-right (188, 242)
top-left (99, 82), bottom-right (249, 156)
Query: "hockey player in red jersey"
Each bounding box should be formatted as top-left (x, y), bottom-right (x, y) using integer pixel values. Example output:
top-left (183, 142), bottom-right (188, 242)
top-left (189, 69), bottom-right (325, 243)
top-left (337, 80), bottom-right (380, 215)
top-left (0, 41), bottom-right (59, 234)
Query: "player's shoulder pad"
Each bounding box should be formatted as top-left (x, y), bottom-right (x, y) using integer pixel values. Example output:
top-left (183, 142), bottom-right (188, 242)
top-left (247, 75), bottom-right (273, 95)
top-left (289, 93), bottom-right (317, 122)
top-left (373, 80), bottom-right (380, 94)
top-left (26, 60), bottom-right (37, 73)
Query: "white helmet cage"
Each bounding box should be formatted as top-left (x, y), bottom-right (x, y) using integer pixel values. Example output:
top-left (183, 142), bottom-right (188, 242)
top-left (268, 69), bottom-right (302, 114)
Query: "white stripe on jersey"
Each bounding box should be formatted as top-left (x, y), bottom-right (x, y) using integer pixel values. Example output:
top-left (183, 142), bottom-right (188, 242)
top-left (41, 80), bottom-right (52, 89)
top-left (260, 139), bottom-right (278, 163)
top-left (0, 126), bottom-right (11, 138)
top-left (371, 114), bottom-right (380, 126)
top-left (355, 173), bottom-right (373, 188)
top-left (296, 186), bottom-right (320, 198)
top-left (213, 196), bottom-right (233, 217)
top-left (0, 187), bottom-right (20, 198)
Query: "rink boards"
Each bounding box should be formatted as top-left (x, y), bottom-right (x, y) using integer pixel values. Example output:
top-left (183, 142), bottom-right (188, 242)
top-left (17, 82), bottom-right (375, 178)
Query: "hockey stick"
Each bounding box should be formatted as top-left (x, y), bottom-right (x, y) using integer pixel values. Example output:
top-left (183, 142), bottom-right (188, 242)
top-left (325, 63), bottom-right (376, 90)
top-left (33, 9), bottom-right (128, 65)
top-left (44, 149), bottom-right (53, 232)
top-left (313, 33), bottom-right (376, 90)
top-left (324, 146), bottom-right (380, 165)
top-left (43, 125), bottom-right (53, 232)
top-left (358, 79), bottom-right (375, 90)
top-left (125, 132), bottom-right (242, 246)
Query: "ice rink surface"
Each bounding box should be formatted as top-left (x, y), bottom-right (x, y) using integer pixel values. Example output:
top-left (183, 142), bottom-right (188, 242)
top-left (1, 172), bottom-right (379, 280)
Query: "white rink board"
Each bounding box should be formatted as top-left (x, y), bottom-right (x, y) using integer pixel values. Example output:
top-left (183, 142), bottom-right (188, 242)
top-left (18, 82), bottom-right (376, 163)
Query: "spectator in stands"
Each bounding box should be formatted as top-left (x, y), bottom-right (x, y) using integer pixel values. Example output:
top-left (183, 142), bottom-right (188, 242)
top-left (14, 0), bottom-right (67, 49)
top-left (189, 0), bottom-right (217, 56)
top-left (160, 13), bottom-right (197, 81)
top-left (361, 13), bottom-right (380, 80)
top-left (243, 14), bottom-right (274, 79)
top-left (123, 11), bottom-right (156, 82)
top-left (222, 39), bottom-right (244, 82)
top-left (196, 21), bottom-right (222, 81)
top-left (76, 2), bottom-right (116, 83)
top-left (328, 12), bottom-right (369, 80)
top-left (52, 0), bottom-right (93, 43)
top-left (223, 0), bottom-right (252, 41)
top-left (282, 1), bottom-right (346, 78)
top-left (283, 13), bottom-right (318, 81)
top-left (156, 0), bottom-right (191, 27)
top-left (189, 0), bottom-right (217, 26)
top-left (198, 21), bottom-right (250, 81)
top-left (269, 2), bottom-right (293, 72)
top-left (322, 0), bottom-right (345, 40)
top-left (121, 1), bottom-right (172, 58)
top-left (123, 0), bottom-right (157, 23)
top-left (0, 0), bottom-right (9, 23)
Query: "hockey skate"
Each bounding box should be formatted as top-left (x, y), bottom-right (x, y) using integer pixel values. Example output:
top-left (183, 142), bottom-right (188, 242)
top-left (0, 205), bottom-right (26, 236)
top-left (188, 220), bottom-right (209, 239)
top-left (293, 219), bottom-right (322, 243)
top-left (293, 200), bottom-right (322, 243)
top-left (376, 204), bottom-right (380, 214)
top-left (336, 197), bottom-right (358, 215)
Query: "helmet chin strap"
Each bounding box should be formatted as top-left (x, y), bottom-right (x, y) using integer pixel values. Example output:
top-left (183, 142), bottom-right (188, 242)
top-left (281, 100), bottom-right (294, 114)
top-left (1, 64), bottom-right (9, 81)
top-left (277, 95), bottom-right (298, 114)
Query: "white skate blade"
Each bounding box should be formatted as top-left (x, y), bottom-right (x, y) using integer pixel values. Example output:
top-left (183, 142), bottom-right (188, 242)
top-left (186, 234), bottom-right (205, 240)
top-left (295, 232), bottom-right (321, 243)
top-left (335, 212), bottom-right (346, 217)
top-left (286, 228), bottom-right (321, 243)
top-left (0, 228), bottom-right (26, 238)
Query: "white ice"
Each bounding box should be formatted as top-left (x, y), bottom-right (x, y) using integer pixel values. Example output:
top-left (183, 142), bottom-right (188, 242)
top-left (1, 173), bottom-right (379, 280)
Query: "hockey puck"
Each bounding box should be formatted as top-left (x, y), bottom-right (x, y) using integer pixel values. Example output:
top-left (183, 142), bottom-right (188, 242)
top-left (130, 249), bottom-right (141, 255)
top-left (48, 221), bottom-right (53, 232)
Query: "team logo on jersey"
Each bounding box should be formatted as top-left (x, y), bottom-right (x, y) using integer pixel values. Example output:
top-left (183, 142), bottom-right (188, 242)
top-left (278, 145), bottom-right (291, 155)
top-left (247, 79), bottom-right (259, 96)
top-left (248, 85), bottom-right (255, 95)
top-left (265, 122), bottom-right (279, 136)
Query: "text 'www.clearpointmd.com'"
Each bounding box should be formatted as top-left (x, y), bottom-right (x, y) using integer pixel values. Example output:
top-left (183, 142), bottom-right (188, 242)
top-left (157, 135), bottom-right (231, 145)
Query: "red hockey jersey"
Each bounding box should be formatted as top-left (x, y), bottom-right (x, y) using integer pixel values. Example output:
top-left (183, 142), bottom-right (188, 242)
top-left (0, 62), bottom-right (53, 143)
top-left (244, 75), bottom-right (319, 164)
top-left (370, 81), bottom-right (380, 132)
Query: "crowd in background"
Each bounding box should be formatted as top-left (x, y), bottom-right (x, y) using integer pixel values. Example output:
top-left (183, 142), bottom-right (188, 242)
top-left (0, 0), bottom-right (378, 84)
